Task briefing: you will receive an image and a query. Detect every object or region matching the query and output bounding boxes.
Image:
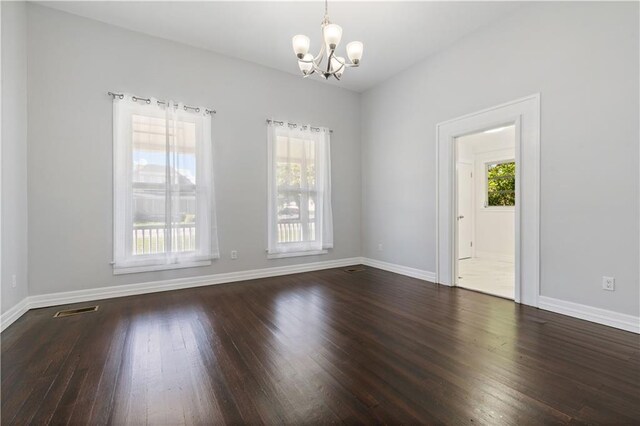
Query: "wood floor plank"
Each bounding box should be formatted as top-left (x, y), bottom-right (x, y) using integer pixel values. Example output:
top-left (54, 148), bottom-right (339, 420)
top-left (2, 265), bottom-right (639, 425)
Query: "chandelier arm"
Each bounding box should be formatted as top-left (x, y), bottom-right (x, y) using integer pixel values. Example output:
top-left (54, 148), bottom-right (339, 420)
top-left (331, 56), bottom-right (360, 68)
top-left (300, 50), bottom-right (359, 77)
top-left (298, 52), bottom-right (325, 76)
top-left (314, 43), bottom-right (325, 64)
top-left (326, 48), bottom-right (335, 74)
top-left (311, 60), bottom-right (327, 76)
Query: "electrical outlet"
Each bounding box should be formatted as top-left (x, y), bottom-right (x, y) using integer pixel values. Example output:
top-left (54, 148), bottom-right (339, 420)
top-left (230, 250), bottom-right (238, 260)
top-left (602, 276), bottom-right (615, 291)
top-left (11, 275), bottom-right (16, 288)
top-left (378, 243), bottom-right (383, 251)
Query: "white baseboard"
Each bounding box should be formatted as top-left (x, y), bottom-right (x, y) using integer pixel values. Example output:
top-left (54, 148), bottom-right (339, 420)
top-left (1, 257), bottom-right (363, 332)
top-left (0, 298), bottom-right (29, 332)
top-left (4, 258), bottom-right (637, 335)
top-left (361, 257), bottom-right (436, 282)
top-left (359, 259), bottom-right (639, 334)
top-left (538, 296), bottom-right (639, 334)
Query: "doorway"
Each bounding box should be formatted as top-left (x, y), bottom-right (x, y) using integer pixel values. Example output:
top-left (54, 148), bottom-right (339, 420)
top-left (455, 125), bottom-right (516, 299)
top-left (436, 94), bottom-right (540, 307)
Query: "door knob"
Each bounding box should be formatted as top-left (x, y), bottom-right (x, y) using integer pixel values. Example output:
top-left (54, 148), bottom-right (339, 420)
top-left (457, 215), bottom-right (464, 220)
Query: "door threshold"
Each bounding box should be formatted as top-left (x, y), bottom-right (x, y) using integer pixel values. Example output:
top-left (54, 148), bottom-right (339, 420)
top-left (455, 284), bottom-right (514, 301)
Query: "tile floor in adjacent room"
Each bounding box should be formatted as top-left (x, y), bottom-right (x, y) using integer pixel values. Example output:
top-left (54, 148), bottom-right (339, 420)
top-left (458, 257), bottom-right (515, 299)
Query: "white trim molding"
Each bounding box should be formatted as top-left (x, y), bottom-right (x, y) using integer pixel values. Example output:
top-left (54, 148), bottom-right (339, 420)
top-left (538, 296), bottom-right (639, 334)
top-left (1, 257), bottom-right (362, 332)
top-left (267, 249), bottom-right (328, 259)
top-left (3, 258), bottom-right (638, 335)
top-left (361, 258), bottom-right (436, 282)
top-left (0, 298), bottom-right (29, 332)
top-left (436, 94), bottom-right (540, 307)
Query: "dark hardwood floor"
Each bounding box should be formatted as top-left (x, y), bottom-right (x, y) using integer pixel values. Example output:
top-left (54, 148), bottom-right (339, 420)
top-left (2, 266), bottom-right (639, 425)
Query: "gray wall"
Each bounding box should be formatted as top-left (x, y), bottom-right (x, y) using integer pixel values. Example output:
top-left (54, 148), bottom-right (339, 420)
top-left (361, 2), bottom-right (639, 316)
top-left (9, 2), bottom-right (639, 320)
top-left (26, 4), bottom-right (361, 296)
top-left (1, 1), bottom-right (29, 314)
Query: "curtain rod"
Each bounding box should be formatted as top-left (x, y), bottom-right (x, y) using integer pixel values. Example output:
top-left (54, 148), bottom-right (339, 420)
top-left (266, 119), bottom-right (333, 133)
top-left (108, 92), bottom-right (216, 115)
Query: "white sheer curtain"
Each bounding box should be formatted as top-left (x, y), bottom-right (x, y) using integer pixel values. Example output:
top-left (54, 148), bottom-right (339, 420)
top-left (267, 121), bottom-right (333, 255)
top-left (113, 95), bottom-right (219, 272)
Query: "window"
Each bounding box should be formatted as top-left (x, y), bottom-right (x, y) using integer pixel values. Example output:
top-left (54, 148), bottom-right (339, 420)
top-left (486, 160), bottom-right (516, 207)
top-left (267, 122), bottom-right (333, 257)
top-left (113, 95), bottom-right (219, 273)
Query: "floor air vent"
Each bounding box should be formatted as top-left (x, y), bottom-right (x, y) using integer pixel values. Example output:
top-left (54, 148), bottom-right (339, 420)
top-left (54, 306), bottom-right (99, 318)
top-left (344, 267), bottom-right (366, 273)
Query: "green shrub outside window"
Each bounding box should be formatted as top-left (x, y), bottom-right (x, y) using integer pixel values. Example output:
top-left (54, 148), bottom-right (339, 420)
top-left (487, 161), bottom-right (515, 206)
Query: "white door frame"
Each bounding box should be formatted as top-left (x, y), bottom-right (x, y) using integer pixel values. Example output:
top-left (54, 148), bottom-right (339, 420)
top-left (436, 94), bottom-right (540, 307)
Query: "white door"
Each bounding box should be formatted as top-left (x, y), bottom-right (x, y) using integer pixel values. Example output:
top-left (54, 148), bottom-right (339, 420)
top-left (457, 163), bottom-right (473, 260)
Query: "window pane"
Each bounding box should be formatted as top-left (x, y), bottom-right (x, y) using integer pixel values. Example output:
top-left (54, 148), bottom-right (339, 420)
top-left (277, 192), bottom-right (303, 243)
top-left (171, 191), bottom-right (196, 252)
top-left (170, 120), bottom-right (197, 185)
top-left (169, 120), bottom-right (197, 253)
top-left (487, 161), bottom-right (516, 206)
top-left (307, 194), bottom-right (317, 241)
top-left (130, 115), bottom-right (165, 256)
top-left (303, 138), bottom-right (316, 187)
top-left (276, 136), bottom-right (316, 189)
top-left (274, 134), bottom-right (319, 246)
top-left (133, 187), bottom-right (167, 255)
top-left (131, 115), bottom-right (199, 255)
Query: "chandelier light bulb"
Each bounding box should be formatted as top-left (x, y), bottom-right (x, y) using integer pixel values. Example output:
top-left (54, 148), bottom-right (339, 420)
top-left (346, 41), bottom-right (364, 64)
top-left (323, 24), bottom-right (342, 49)
top-left (331, 56), bottom-right (346, 77)
top-left (298, 54), bottom-right (314, 74)
top-left (292, 35), bottom-right (310, 59)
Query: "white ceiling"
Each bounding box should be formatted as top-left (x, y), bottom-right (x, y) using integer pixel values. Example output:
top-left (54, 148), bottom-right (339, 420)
top-left (38, 1), bottom-right (522, 92)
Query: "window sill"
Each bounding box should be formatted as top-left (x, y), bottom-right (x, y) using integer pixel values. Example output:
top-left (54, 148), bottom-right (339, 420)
top-left (267, 250), bottom-right (328, 260)
top-left (113, 260), bottom-right (212, 275)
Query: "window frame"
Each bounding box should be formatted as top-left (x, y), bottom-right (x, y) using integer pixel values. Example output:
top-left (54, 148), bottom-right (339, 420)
top-left (267, 123), bottom-right (332, 258)
top-left (112, 96), bottom-right (217, 274)
top-left (484, 159), bottom-right (516, 209)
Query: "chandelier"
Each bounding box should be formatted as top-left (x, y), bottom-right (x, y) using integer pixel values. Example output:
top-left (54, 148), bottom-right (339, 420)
top-left (291, 0), bottom-right (364, 80)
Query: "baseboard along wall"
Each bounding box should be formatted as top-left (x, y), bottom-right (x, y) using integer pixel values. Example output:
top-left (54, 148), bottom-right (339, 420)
top-left (2, 257), bottom-right (637, 334)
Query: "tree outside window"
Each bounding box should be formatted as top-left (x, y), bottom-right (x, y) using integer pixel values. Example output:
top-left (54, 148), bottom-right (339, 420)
top-left (486, 161), bottom-right (515, 206)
